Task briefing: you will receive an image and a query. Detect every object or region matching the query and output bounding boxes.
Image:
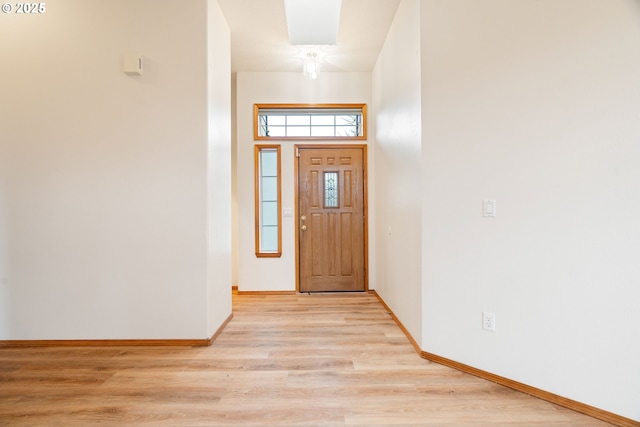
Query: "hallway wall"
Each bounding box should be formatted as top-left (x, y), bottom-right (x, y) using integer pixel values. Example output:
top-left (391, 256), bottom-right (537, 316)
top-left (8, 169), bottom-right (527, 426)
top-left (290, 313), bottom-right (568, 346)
top-left (419, 0), bottom-right (640, 421)
top-left (0, 0), bottom-right (232, 340)
top-left (371, 0), bottom-right (423, 347)
top-left (206, 0), bottom-right (233, 338)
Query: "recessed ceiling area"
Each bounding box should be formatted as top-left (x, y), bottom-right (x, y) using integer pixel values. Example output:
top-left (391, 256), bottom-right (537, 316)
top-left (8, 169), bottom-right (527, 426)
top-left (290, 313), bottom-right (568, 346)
top-left (284, 0), bottom-right (342, 45)
top-left (217, 0), bottom-right (401, 73)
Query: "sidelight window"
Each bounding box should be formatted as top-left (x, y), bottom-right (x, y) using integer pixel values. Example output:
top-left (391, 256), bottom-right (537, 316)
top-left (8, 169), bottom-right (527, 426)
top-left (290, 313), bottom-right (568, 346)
top-left (255, 145), bottom-right (282, 257)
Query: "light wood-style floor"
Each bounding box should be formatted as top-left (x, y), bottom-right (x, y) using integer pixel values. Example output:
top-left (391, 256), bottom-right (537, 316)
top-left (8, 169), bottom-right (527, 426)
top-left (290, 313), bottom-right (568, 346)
top-left (0, 293), bottom-right (611, 426)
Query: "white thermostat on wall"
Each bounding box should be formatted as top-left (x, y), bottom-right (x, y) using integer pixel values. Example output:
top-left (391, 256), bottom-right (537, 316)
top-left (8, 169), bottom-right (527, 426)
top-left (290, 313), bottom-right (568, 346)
top-left (123, 53), bottom-right (143, 76)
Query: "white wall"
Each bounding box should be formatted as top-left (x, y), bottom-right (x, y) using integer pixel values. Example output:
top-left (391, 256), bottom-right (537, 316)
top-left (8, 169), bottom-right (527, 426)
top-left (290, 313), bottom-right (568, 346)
top-left (419, 0), bottom-right (640, 421)
top-left (0, 165), bottom-right (7, 336)
top-left (206, 0), bottom-right (233, 337)
top-left (236, 72), bottom-right (371, 291)
top-left (0, 0), bottom-right (231, 340)
top-left (371, 0), bottom-right (423, 345)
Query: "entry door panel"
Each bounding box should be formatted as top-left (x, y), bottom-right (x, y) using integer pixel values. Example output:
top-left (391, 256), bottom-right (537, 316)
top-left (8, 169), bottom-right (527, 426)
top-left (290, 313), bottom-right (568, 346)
top-left (299, 147), bottom-right (365, 292)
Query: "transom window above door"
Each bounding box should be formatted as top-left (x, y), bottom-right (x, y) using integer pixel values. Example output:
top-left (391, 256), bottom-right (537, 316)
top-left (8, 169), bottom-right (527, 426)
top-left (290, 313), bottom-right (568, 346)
top-left (254, 104), bottom-right (367, 140)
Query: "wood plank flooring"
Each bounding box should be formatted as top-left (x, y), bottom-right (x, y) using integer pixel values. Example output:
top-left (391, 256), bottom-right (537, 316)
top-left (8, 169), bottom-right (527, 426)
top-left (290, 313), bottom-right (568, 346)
top-left (0, 293), bottom-right (612, 426)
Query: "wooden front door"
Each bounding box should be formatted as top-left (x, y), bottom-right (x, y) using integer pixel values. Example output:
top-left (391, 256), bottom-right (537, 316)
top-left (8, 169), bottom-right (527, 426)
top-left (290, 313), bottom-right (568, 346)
top-left (298, 146), bottom-right (366, 292)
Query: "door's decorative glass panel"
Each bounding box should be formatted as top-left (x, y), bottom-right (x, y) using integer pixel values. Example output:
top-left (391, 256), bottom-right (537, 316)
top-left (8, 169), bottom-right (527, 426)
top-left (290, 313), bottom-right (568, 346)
top-left (324, 172), bottom-right (339, 208)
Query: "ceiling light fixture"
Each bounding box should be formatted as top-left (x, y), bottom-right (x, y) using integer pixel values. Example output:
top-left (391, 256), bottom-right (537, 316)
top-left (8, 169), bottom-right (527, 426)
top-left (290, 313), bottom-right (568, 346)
top-left (303, 52), bottom-right (319, 80)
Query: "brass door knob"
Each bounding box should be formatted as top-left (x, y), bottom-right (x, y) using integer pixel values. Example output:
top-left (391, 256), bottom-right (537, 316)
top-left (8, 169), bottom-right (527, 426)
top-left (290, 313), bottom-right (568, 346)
top-left (301, 225), bottom-right (307, 231)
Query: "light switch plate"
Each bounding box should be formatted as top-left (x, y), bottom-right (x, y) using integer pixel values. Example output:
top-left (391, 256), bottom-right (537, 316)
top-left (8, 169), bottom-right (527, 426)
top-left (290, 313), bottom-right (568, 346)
top-left (483, 199), bottom-right (496, 217)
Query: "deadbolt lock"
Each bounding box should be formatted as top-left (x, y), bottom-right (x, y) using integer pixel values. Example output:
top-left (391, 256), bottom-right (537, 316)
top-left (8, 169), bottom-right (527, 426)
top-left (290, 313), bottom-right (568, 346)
top-left (300, 215), bottom-right (307, 221)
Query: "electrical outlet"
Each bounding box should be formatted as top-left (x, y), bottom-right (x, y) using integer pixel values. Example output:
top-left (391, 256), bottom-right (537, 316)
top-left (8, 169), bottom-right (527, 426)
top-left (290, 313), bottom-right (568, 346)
top-left (482, 312), bottom-right (496, 331)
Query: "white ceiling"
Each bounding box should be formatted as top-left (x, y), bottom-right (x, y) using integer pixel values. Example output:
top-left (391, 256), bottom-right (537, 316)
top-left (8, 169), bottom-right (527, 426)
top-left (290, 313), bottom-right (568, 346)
top-left (217, 0), bottom-right (401, 73)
